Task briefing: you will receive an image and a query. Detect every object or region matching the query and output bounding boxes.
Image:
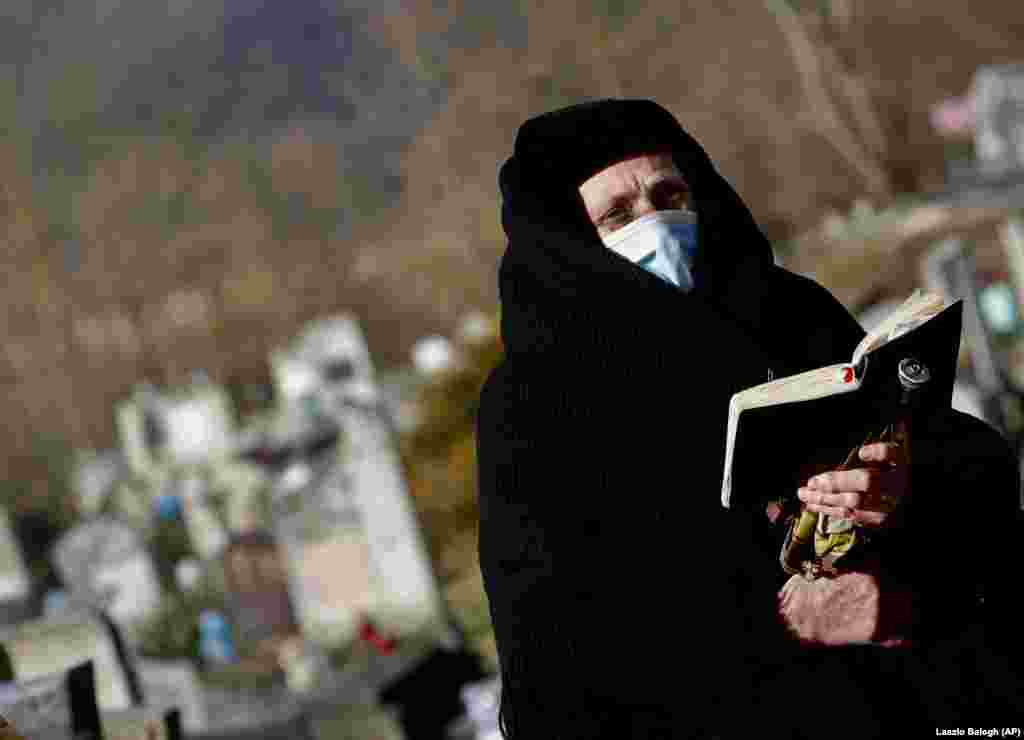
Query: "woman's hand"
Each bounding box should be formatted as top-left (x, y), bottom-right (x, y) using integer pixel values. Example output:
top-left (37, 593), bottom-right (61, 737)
top-left (777, 564), bottom-right (916, 647)
top-left (797, 442), bottom-right (909, 528)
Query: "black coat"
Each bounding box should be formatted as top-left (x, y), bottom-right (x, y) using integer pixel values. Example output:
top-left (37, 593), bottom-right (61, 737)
top-left (476, 99), bottom-right (1023, 739)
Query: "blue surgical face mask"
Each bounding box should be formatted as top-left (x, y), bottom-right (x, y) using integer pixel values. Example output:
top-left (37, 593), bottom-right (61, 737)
top-left (600, 209), bottom-right (699, 292)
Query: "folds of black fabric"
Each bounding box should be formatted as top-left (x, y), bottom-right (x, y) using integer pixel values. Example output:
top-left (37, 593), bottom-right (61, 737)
top-left (476, 98), bottom-right (1024, 739)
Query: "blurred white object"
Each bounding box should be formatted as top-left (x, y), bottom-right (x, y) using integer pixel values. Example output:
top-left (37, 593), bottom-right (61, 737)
top-left (73, 450), bottom-right (125, 518)
top-left (951, 381), bottom-right (992, 425)
top-left (460, 676), bottom-right (502, 740)
top-left (134, 659), bottom-right (208, 734)
top-left (0, 506), bottom-right (30, 613)
top-left (978, 282), bottom-right (1019, 334)
top-left (279, 462), bottom-right (314, 494)
top-left (271, 351), bottom-right (321, 406)
top-left (456, 311), bottom-right (496, 346)
top-left (179, 475), bottom-right (228, 560)
top-left (297, 315), bottom-right (374, 377)
top-left (152, 388), bottom-right (235, 466)
top-left (0, 667), bottom-right (78, 737)
top-left (971, 64), bottom-right (1024, 175)
top-left (412, 335), bottom-right (457, 376)
top-left (174, 559), bottom-right (202, 594)
top-left (0, 609), bottom-right (137, 711)
top-left (52, 519), bottom-right (163, 637)
top-left (341, 378), bottom-right (380, 406)
top-left (272, 315), bottom-right (382, 417)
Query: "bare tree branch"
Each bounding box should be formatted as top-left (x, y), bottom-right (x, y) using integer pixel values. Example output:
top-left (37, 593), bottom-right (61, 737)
top-left (772, 3), bottom-right (892, 198)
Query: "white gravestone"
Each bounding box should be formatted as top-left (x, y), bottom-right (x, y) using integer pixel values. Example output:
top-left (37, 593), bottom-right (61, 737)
top-left (0, 507), bottom-right (31, 626)
top-left (52, 519), bottom-right (164, 641)
top-left (73, 450), bottom-right (127, 519)
top-left (269, 316), bottom-right (446, 651)
top-left (133, 659), bottom-right (207, 735)
top-left (0, 611), bottom-right (137, 711)
top-left (0, 661), bottom-right (101, 740)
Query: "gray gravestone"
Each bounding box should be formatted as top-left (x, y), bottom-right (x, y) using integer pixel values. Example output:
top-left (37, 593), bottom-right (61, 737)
top-left (973, 64), bottom-right (1024, 178)
top-left (0, 507), bottom-right (31, 626)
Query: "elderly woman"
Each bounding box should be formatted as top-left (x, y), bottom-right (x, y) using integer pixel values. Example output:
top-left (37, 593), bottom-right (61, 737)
top-left (475, 99), bottom-right (1022, 738)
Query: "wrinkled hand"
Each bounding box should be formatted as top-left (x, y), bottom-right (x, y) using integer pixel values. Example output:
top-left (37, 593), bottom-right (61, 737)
top-left (777, 564), bottom-right (916, 647)
top-left (780, 442), bottom-right (915, 646)
top-left (797, 442), bottom-right (909, 529)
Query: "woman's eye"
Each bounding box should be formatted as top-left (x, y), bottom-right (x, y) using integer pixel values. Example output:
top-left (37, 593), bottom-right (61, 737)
top-left (666, 190), bottom-right (689, 207)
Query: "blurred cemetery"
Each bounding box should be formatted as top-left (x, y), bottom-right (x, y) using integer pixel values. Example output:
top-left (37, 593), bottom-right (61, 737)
top-left (2, 310), bottom-right (502, 740)
top-left (1, 1), bottom-right (1024, 739)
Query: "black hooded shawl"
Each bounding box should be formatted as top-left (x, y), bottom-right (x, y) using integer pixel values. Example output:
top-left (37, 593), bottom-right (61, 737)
top-left (476, 99), bottom-right (1024, 739)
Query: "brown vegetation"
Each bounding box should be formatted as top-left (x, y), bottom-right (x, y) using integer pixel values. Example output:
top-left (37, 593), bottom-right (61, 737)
top-left (2, 0), bottom-right (1023, 518)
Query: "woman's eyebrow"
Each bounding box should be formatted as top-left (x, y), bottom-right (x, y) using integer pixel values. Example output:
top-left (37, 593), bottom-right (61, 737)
top-left (645, 172), bottom-right (689, 190)
top-left (595, 193), bottom-right (633, 221)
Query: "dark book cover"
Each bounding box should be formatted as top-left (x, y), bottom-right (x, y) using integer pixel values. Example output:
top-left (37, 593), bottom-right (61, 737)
top-left (725, 300), bottom-right (963, 513)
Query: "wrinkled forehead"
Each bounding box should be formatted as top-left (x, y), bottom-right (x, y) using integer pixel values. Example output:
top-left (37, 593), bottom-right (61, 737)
top-left (577, 151), bottom-right (683, 212)
top-left (578, 152), bottom-right (680, 194)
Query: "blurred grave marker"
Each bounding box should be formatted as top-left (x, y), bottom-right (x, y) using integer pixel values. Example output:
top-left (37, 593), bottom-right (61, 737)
top-left (52, 518), bottom-right (164, 644)
top-left (972, 64), bottom-right (1024, 179)
top-left (0, 661), bottom-right (103, 740)
top-left (268, 315), bottom-right (448, 654)
top-left (0, 610), bottom-right (141, 712)
top-left (271, 458), bottom-right (374, 651)
top-left (134, 660), bottom-right (206, 736)
top-left (922, 237), bottom-right (1017, 438)
top-left (220, 531), bottom-right (302, 672)
top-left (0, 509), bottom-right (31, 628)
top-left (73, 450), bottom-right (127, 519)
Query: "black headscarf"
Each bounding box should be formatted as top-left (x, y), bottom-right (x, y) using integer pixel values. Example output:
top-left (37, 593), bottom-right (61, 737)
top-left (496, 98), bottom-right (781, 362)
top-left (477, 99), bottom-right (1024, 738)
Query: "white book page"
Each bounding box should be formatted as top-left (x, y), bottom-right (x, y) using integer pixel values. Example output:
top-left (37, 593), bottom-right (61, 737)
top-left (851, 290), bottom-right (950, 368)
top-left (731, 363), bottom-right (856, 412)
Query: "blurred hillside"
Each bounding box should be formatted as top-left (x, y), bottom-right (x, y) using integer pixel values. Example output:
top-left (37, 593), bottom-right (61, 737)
top-left (2, 0), bottom-right (1024, 504)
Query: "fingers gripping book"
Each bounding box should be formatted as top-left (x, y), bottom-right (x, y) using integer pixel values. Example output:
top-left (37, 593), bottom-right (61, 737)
top-left (721, 291), bottom-right (963, 523)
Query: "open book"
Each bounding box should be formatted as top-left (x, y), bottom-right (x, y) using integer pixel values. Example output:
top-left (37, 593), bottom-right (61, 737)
top-left (721, 290), bottom-right (963, 510)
